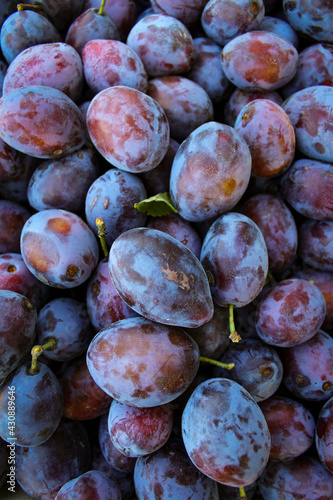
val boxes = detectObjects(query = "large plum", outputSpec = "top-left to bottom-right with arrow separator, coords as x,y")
86,316 -> 200,407
109,227 -> 213,328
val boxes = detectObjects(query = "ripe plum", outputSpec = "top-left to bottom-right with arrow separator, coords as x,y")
55,470 -> 122,500
298,219 -> 333,271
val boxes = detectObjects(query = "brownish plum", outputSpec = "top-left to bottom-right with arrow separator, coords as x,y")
201,0 -> 265,46
240,193 -> 298,274
126,14 -> 195,76
0,86 -> 86,159
281,329 -> 333,401
86,86 -> 169,173
20,209 -> 99,288
169,122 -> 252,222
298,219 -> 333,271
256,278 -> 326,347
259,395 -> 315,461
3,42 -> 84,103
147,76 -> 214,142
234,99 -> 295,177
200,212 -> 268,307
258,455 -> 333,499
108,227 -> 213,327
82,39 -> 148,95
55,470 -> 122,500
182,378 -> 271,487
282,85 -> 333,162
87,316 -> 200,407
221,30 -> 298,90
134,437 -> 219,499
108,400 -> 173,457
58,355 -> 112,420
281,159 -> 333,221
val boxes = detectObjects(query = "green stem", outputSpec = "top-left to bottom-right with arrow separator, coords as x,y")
239,486 -> 247,499
95,218 -> 109,259
97,0 -> 106,15
200,356 -> 234,370
29,339 -> 56,375
229,304 -> 241,343
17,3 -> 43,11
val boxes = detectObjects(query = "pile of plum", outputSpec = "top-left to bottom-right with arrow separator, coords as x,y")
0,0 -> 333,498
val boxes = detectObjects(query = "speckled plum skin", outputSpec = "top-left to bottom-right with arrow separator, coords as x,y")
169,122 -> 252,222
240,193 -> 298,273
0,290 -> 37,382
281,329 -> 333,401
293,269 -> 333,332
147,76 -> 214,142
126,14 -> 195,77
151,0 -> 209,26
259,396 -> 315,461
0,10 -> 62,64
201,0 -> 265,46
0,362 -> 63,447
109,227 -> 213,327
182,378 -> 271,487
86,259 -> 138,332
65,8 -> 120,56
221,31 -> 298,90
3,43 -> 84,103
87,86 -> 169,173
200,212 -> 269,307
55,470 -> 122,500
283,0 -> 333,43
0,86 -> 86,159
108,400 -> 173,457
58,355 -> 112,421
186,37 -> 231,104
282,86 -> 333,162
224,88 -> 283,126
134,437 -> 219,499
234,99 -> 295,177
82,39 -> 148,95
0,253 -> 51,310
217,338 -> 283,402
258,455 -> 333,499
0,200 -> 31,254
256,278 -> 326,347
0,137 -> 22,181
86,316 -> 200,407
282,43 -> 333,98
298,219 -> 333,271
316,396 -> 333,473
85,168 -> 147,248
281,159 -> 333,221
20,209 -> 99,289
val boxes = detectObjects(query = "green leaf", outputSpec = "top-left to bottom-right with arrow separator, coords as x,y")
134,192 -> 178,217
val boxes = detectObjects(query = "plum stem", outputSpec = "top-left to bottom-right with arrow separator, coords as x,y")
98,0 -> 106,15
200,356 -> 234,370
29,339 -> 56,375
239,487 -> 247,499
229,304 -> 241,343
96,218 -> 109,259
17,3 -> 43,11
